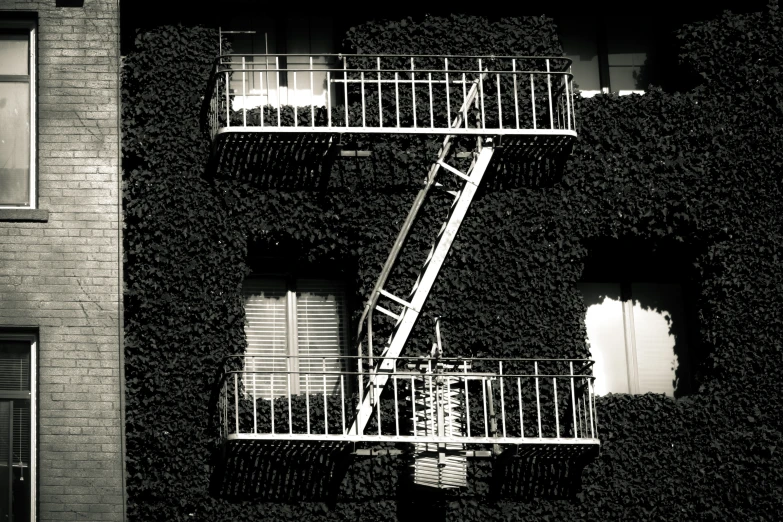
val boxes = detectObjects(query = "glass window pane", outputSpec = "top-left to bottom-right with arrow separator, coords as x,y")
0,32 -> 28,76
0,82 -> 31,206
579,283 -> 630,395
0,341 -> 30,392
242,278 -> 288,398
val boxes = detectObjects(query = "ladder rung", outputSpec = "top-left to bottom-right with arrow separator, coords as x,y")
375,304 -> 400,321
437,160 -> 474,184
379,288 -> 417,311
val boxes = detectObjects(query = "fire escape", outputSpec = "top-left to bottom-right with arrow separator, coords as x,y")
202,52 -> 599,493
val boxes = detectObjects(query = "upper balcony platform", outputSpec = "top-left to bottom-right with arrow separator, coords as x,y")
200,54 -> 577,172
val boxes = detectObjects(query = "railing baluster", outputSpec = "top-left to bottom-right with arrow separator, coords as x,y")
428,72 -> 434,128
462,72 -> 468,129
393,376 -> 399,436
411,57 -> 417,128
445,58 -> 451,128
361,71 -> 366,128
530,73 -> 536,130
570,361 -> 577,439
464,363 -> 471,437
327,70 -> 332,128
428,367 -> 434,436
288,369 -> 292,434
478,58 -> 485,128
535,361 -> 542,438
293,71 -> 298,127
323,358 -> 328,435
270,373 -> 275,434
513,59 -> 519,129
411,376 -> 417,437
306,374 -> 311,435
496,72 -> 502,130
377,57 -> 383,128
225,71 -> 231,129
343,56 -> 348,127
447,377 -> 453,437
275,56 -> 281,127
517,377 -> 523,438
310,56 -> 315,127
500,361 -> 506,438
241,56 -> 247,126
234,373 -> 239,434
546,58 -> 553,129
252,372 -> 257,434
482,377 -> 488,438
553,376 -> 559,438
395,72 -> 400,127
340,374 -> 346,434
588,379 -> 595,438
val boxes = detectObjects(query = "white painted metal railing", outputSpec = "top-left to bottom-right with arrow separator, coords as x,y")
215,355 -> 598,447
201,54 -> 576,141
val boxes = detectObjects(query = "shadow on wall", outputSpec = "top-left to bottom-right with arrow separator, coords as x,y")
209,441 -> 352,502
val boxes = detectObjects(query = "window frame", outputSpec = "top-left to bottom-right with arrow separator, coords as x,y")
0,331 -> 36,521
0,19 -> 36,209
242,274 -> 351,397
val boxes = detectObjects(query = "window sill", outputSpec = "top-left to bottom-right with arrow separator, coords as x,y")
0,209 -> 49,222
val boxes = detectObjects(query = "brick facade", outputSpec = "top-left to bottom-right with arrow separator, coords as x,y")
0,1 -> 124,520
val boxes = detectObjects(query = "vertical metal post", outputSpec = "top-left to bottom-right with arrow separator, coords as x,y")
395,72 -> 400,127
288,370 -> 293,434
428,72 -> 434,128
310,56 -> 315,127
570,361 -> 577,438
377,57 -> 383,128
327,70 -> 332,127
530,73 -> 536,129
234,373 -> 239,435
411,376 -> 417,437
462,73 -> 468,129
482,378 -> 488,438
241,56 -> 247,126
293,71 -> 298,126
517,377 -> 524,437
225,71 -> 231,128
445,57 -> 451,127
534,361 -> 542,438
270,373 -> 275,434
513,59 -> 519,129
393,376 -> 399,436
343,56 -> 348,127
275,56 -> 281,126
323,358 -> 328,435
360,71 -> 366,127
496,73 -> 502,129
410,57 -> 417,128
588,379 -> 595,438
499,361 -> 506,438
478,59 -> 485,128
553,377 -> 559,438
340,375 -> 346,434
464,364 -> 471,437
546,59 -> 553,129
305,374 -> 311,435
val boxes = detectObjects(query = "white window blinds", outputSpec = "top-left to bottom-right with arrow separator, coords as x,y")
242,277 -> 348,398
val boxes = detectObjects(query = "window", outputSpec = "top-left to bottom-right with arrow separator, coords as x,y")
0,333 -> 35,522
579,282 -> 691,397
0,21 -> 36,208
242,276 -> 349,398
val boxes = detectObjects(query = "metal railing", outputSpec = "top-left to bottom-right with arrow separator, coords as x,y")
214,355 -> 598,447
201,54 -> 576,140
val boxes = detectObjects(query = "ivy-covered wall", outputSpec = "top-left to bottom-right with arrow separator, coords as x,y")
122,6 -> 783,521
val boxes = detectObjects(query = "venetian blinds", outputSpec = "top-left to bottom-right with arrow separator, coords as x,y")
0,340 -> 31,467
296,279 -> 348,396
242,277 -> 348,399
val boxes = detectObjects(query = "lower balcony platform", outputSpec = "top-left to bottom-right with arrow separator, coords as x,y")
214,356 -> 599,479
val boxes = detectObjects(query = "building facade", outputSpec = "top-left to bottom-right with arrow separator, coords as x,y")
0,1 -> 124,520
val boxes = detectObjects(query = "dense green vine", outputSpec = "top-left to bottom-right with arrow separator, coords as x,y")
123,7 -> 782,521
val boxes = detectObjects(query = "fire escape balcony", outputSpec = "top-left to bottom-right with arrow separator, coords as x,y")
215,355 -> 598,456
200,54 -> 578,171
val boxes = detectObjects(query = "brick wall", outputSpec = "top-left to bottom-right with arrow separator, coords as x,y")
0,1 -> 124,520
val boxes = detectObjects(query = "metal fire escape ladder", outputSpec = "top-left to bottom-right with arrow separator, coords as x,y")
349,73 -> 495,436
